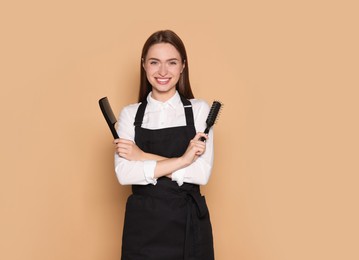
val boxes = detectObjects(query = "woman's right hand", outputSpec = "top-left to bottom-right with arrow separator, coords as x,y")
114,138 -> 144,161
181,132 -> 208,166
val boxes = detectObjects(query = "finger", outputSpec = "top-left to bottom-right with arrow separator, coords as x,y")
114,138 -> 134,145
194,142 -> 206,153
121,139 -> 134,144
116,144 -> 128,151
190,146 -> 205,157
192,139 -> 206,148
118,152 -> 127,159
194,132 -> 208,141
189,141 -> 205,152
193,132 -> 205,139
116,146 -> 132,156
116,140 -> 134,148
117,144 -> 131,154
195,145 -> 205,152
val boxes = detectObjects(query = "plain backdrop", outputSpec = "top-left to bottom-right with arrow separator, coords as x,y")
1,0 -> 358,259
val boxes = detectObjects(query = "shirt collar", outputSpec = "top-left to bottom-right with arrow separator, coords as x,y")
147,91 -> 181,109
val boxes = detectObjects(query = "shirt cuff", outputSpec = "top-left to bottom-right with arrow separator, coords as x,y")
172,168 -> 185,186
144,160 -> 157,185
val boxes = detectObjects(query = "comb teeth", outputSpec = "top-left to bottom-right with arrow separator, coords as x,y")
99,96 -> 119,139
99,97 -> 117,124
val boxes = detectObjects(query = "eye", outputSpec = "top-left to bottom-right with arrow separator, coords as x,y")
149,61 -> 158,65
169,61 -> 178,65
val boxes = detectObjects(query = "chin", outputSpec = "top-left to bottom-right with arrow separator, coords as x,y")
153,84 -> 176,92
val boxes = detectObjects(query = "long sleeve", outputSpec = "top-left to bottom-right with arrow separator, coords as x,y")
114,104 -> 157,185
171,100 -> 214,185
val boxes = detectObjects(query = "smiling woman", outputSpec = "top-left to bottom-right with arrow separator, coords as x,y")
112,30 -> 215,260
142,43 -> 185,101
138,30 -> 194,104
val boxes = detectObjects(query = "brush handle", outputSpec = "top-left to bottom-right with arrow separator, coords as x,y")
199,127 -> 210,142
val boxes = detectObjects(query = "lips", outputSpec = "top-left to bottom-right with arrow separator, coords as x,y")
155,77 -> 171,85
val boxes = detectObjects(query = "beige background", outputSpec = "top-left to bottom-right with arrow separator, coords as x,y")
1,0 -> 358,259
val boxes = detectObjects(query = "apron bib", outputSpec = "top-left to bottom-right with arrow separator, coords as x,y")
121,96 -> 214,260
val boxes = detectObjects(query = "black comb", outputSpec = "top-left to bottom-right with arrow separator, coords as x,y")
200,101 -> 222,141
99,97 -> 119,139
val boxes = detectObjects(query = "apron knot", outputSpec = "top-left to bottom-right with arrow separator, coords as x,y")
183,191 -> 209,260
186,192 -> 208,218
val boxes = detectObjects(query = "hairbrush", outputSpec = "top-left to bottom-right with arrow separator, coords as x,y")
200,101 -> 223,141
99,97 -> 119,139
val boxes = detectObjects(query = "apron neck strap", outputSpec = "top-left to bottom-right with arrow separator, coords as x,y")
180,95 -> 194,126
134,99 -> 147,127
134,95 -> 194,127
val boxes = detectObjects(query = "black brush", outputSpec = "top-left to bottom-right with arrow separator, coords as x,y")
200,101 -> 223,141
99,97 -> 119,139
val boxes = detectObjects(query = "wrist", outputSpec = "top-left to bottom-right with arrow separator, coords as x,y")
142,151 -> 148,160
179,156 -> 190,168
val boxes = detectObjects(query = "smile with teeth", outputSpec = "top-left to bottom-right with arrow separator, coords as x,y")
155,77 -> 171,85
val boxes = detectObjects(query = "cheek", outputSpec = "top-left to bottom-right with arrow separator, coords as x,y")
144,67 -> 156,78
170,67 -> 183,76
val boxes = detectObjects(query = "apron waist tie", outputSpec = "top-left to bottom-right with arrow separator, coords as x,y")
184,192 -> 208,260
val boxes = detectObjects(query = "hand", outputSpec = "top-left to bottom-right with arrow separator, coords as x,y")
181,132 -> 208,166
114,138 -> 144,161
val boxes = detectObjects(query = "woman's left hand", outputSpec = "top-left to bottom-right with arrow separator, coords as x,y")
114,138 -> 144,161
180,132 -> 207,166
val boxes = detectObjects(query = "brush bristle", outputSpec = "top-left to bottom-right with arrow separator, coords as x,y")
206,101 -> 222,127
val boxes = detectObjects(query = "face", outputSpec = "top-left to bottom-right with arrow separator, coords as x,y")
143,43 -> 185,101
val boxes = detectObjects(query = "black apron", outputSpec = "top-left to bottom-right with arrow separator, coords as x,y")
121,96 -> 214,260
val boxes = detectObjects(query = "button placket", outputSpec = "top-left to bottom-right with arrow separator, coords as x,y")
159,104 -> 166,126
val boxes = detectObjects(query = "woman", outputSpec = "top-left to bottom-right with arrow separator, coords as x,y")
114,30 -> 215,260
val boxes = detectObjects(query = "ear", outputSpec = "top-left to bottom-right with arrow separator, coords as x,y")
181,62 -> 185,73
142,58 -> 146,70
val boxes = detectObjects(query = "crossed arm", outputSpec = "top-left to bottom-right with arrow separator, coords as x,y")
114,132 -> 208,179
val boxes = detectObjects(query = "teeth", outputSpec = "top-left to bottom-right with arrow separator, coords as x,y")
157,78 -> 170,83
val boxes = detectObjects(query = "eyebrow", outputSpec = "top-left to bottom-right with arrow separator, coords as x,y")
147,58 -> 180,62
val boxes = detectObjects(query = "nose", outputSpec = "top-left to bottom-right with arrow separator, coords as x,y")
158,63 -> 168,76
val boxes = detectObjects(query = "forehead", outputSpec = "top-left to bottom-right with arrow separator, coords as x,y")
146,43 -> 181,60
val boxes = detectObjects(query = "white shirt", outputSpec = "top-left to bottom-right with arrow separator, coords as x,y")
114,91 -> 214,186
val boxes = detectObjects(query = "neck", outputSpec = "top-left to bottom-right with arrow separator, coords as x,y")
151,90 -> 176,102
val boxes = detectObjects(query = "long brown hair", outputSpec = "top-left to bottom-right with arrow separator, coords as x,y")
138,30 -> 194,102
